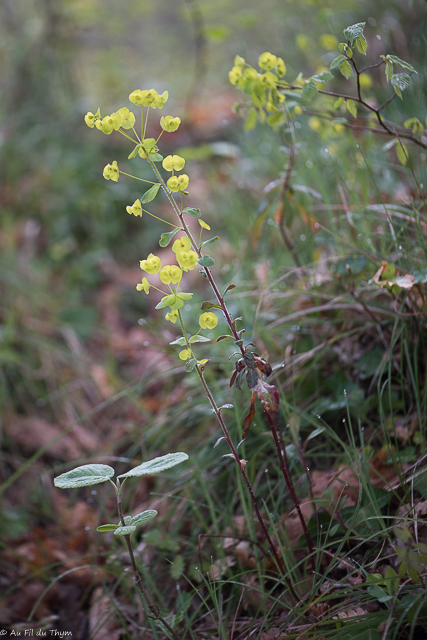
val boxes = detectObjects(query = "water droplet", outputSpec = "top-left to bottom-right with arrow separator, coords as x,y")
85,526 -> 90,531
143,341 -> 150,347
376,35 -> 381,40
344,389 -> 347,395
91,490 -> 97,495
399,246 -> 402,250
187,397 -> 192,402
177,584 -> 181,589
306,467 -> 310,471
265,468 -> 269,473
345,483 -> 349,487
342,419 -> 346,423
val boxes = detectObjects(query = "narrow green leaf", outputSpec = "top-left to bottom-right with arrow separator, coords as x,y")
183,207 -> 201,217
355,34 -> 367,55
114,525 -> 137,536
201,301 -> 223,311
346,100 -> 358,119
141,183 -> 160,204
118,452 -> 189,478
170,337 -> 187,346
217,335 -> 234,343
128,144 -> 142,160
340,59 -> 353,80
219,404 -> 234,410
54,464 -> 115,489
185,358 -> 198,372
214,436 -> 226,448
200,236 -> 220,248
131,510 -> 158,526
396,143 -> 408,166
385,59 -> 393,83
234,339 -> 244,346
97,524 -> 119,532
189,335 -> 211,344
197,255 -> 215,268
159,227 -> 181,247
155,294 -> 176,310
330,55 -> 346,70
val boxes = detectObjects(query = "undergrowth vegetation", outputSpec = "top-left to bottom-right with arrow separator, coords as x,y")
1,2 -> 427,639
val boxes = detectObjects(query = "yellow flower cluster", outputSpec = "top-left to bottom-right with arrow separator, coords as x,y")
85,107 -> 136,134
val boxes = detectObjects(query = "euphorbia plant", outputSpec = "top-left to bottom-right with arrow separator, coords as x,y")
82,86 -> 316,598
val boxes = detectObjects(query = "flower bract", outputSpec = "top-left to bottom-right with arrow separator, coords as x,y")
162,155 -> 185,172
179,349 -> 192,361
176,250 -> 198,272
259,52 -> 278,70
172,237 -> 191,253
116,107 -> 136,129
198,219 -> 211,230
136,277 -> 150,294
165,310 -> 179,324
103,161 -> 119,182
126,199 -> 142,217
167,174 -> 190,192
160,116 -> 181,132
199,312 -> 218,329
159,265 -> 183,285
140,253 -> 161,274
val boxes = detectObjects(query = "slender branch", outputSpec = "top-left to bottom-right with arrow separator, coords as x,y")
116,487 -> 181,640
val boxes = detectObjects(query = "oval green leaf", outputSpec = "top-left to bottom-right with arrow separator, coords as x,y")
185,358 -> 197,372
183,207 -> 201,217
201,301 -> 223,311
141,183 -> 160,204
197,255 -> 215,268
189,335 -> 211,344
114,525 -> 137,536
131,510 -> 158,526
159,227 -> 181,247
217,335 -> 234,343
54,464 -> 115,489
169,337 -> 187,346
118,452 -> 189,478
97,524 -> 119,532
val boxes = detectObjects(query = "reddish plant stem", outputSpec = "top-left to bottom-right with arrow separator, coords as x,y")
264,411 -> 315,571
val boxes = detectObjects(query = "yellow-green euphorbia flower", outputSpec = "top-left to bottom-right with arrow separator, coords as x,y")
234,55 -> 245,67
165,310 -> 179,324
162,155 -> 185,172
129,89 -> 168,108
179,349 -> 192,361
139,253 -> 161,274
176,249 -> 198,272
159,265 -> 183,285
126,199 -> 142,217
160,116 -> 181,132
276,58 -> 286,77
84,111 -> 98,128
95,116 -> 115,134
103,161 -> 119,182
229,66 -> 244,85
172,237 -> 191,254
167,174 -> 189,192
136,277 -> 150,294
115,107 -> 136,129
199,312 -> 218,329
258,52 -> 278,70
260,72 -> 277,89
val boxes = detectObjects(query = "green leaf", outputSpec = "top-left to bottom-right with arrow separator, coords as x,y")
54,464 -> 115,489
301,79 -> 318,103
340,59 -> 353,80
197,255 -> 215,267
159,227 -> 181,247
170,555 -> 185,580
96,524 -> 119,532
201,301 -> 223,311
155,294 -> 176,310
343,22 -> 366,44
396,143 -> 408,166
141,183 -> 161,203
338,43 -> 352,57
219,404 -> 234,410
114,525 -> 137,536
217,335 -> 234,343
189,335 -> 211,343
404,117 -> 423,134
391,73 -> 411,99
267,111 -> 285,126
128,144 -> 142,159
119,453 -> 189,478
141,138 -> 156,148
384,58 -> 393,82
170,337 -> 187,346
367,585 -> 393,603
185,358 -> 197,372
355,34 -> 367,55
387,55 -> 417,74
131,510 -> 158,526
304,427 -> 325,443
330,55 -> 346,70
334,97 -> 344,109
311,71 -> 334,83
346,100 -> 358,119
183,207 -> 201,217
244,109 -> 258,131
200,236 -> 220,248
176,292 -> 193,301
147,152 -> 163,162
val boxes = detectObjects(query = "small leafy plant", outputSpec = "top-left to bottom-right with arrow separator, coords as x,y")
54,452 -> 189,639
